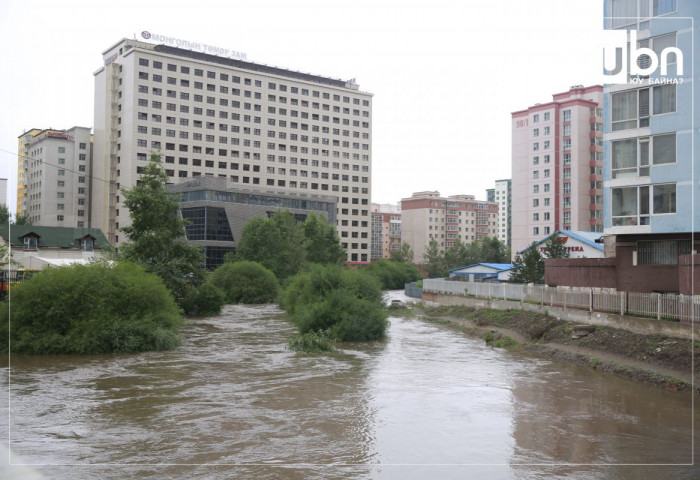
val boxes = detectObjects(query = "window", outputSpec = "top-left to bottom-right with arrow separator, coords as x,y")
23,236 -> 38,250
638,239 -> 690,266
653,84 -> 676,115
563,110 -> 571,122
563,124 -> 571,136
533,128 -> 539,137
612,183 -> 676,226
612,134 -> 675,178
533,114 -> 539,122
544,112 -> 550,121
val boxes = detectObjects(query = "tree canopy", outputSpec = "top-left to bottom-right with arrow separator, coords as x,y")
390,242 -> 414,263
234,210 -> 345,281
508,235 -> 567,284
423,236 -> 511,278
119,153 -> 206,298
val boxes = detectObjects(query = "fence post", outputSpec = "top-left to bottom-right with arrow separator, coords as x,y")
620,291 -> 625,316
564,290 -> 567,310
502,283 -> 506,300
589,288 -> 593,312
657,294 -> 661,320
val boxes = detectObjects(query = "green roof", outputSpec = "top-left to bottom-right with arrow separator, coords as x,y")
0,225 -> 110,249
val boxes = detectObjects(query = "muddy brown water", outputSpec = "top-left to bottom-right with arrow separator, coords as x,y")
2,292 -> 698,479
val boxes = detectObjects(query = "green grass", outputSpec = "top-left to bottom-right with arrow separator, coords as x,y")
287,331 -> 336,354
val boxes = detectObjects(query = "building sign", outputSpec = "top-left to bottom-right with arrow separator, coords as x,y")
140,31 -> 247,61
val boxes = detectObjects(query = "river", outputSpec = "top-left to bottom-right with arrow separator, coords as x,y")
1,291 -> 698,479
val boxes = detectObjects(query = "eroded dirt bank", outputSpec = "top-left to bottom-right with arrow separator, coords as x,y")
404,304 -> 700,394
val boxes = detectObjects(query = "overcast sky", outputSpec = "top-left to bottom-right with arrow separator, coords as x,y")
0,0 -> 604,212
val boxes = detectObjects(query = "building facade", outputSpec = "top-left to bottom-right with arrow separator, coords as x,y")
17,127 -> 93,227
492,179 -> 512,247
511,85 -> 604,258
370,203 -> 401,260
92,38 -> 373,263
169,177 -> 337,269
601,0 -> 699,292
400,191 -> 498,263
16,128 -> 63,216
544,1 -> 700,294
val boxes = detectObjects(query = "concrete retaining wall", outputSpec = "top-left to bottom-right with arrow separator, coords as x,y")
423,292 -> 694,341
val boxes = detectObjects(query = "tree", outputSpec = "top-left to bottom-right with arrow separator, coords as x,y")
302,212 -> 346,265
443,238 -> 470,270
0,204 -> 32,225
542,234 -> 570,259
119,153 -> 206,298
509,242 -> 545,284
423,237 -> 446,278
390,242 -> 414,264
14,213 -> 32,225
480,237 -> 511,263
235,210 -> 307,281
0,204 -> 9,224
235,210 -> 347,281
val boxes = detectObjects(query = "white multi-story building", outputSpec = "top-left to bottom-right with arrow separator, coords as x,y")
401,191 -> 498,263
488,179 -> 511,247
511,85 -> 604,257
18,127 -> 92,227
93,37 -> 373,263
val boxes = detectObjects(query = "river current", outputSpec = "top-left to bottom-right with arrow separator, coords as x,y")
2,292 -> 698,479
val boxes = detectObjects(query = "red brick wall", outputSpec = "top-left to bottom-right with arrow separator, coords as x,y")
678,254 -> 700,295
615,244 -> 679,293
545,258 -> 617,288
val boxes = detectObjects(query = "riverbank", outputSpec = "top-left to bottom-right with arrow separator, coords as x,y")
402,303 -> 700,394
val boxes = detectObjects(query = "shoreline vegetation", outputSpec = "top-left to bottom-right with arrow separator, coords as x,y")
395,303 -> 699,394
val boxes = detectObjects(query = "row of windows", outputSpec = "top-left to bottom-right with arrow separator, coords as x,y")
135,120 -> 369,139
136,59 -> 370,106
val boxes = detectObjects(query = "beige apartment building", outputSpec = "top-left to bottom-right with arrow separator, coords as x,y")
17,127 -> 93,227
93,37 -> 373,263
401,191 -> 498,263
511,85 -> 603,257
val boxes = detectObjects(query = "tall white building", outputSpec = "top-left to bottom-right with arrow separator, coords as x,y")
93,37 -> 373,263
488,179 -> 512,247
18,127 -> 93,227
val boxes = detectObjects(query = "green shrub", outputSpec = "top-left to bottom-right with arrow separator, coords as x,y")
0,262 -> 182,354
287,331 -> 336,353
209,261 -> 279,304
180,283 -> 226,316
282,265 -> 387,342
365,260 -> 422,290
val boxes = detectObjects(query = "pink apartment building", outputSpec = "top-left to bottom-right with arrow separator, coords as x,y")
511,85 -> 604,258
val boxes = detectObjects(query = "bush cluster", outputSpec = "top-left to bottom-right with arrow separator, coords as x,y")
180,282 -> 226,317
1,262 -> 182,354
365,260 -> 423,290
281,264 -> 387,342
209,261 -> 279,304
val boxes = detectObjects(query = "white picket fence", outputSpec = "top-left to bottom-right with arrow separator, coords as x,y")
422,279 -> 700,323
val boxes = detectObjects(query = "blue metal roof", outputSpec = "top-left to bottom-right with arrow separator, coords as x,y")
449,263 -> 515,273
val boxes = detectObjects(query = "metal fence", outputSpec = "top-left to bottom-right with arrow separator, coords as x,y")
421,279 -> 700,324
404,282 -> 423,299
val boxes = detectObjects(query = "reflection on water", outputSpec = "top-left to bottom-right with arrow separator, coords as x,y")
1,293 -> 698,479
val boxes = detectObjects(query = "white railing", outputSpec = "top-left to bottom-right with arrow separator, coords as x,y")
422,279 -> 700,323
